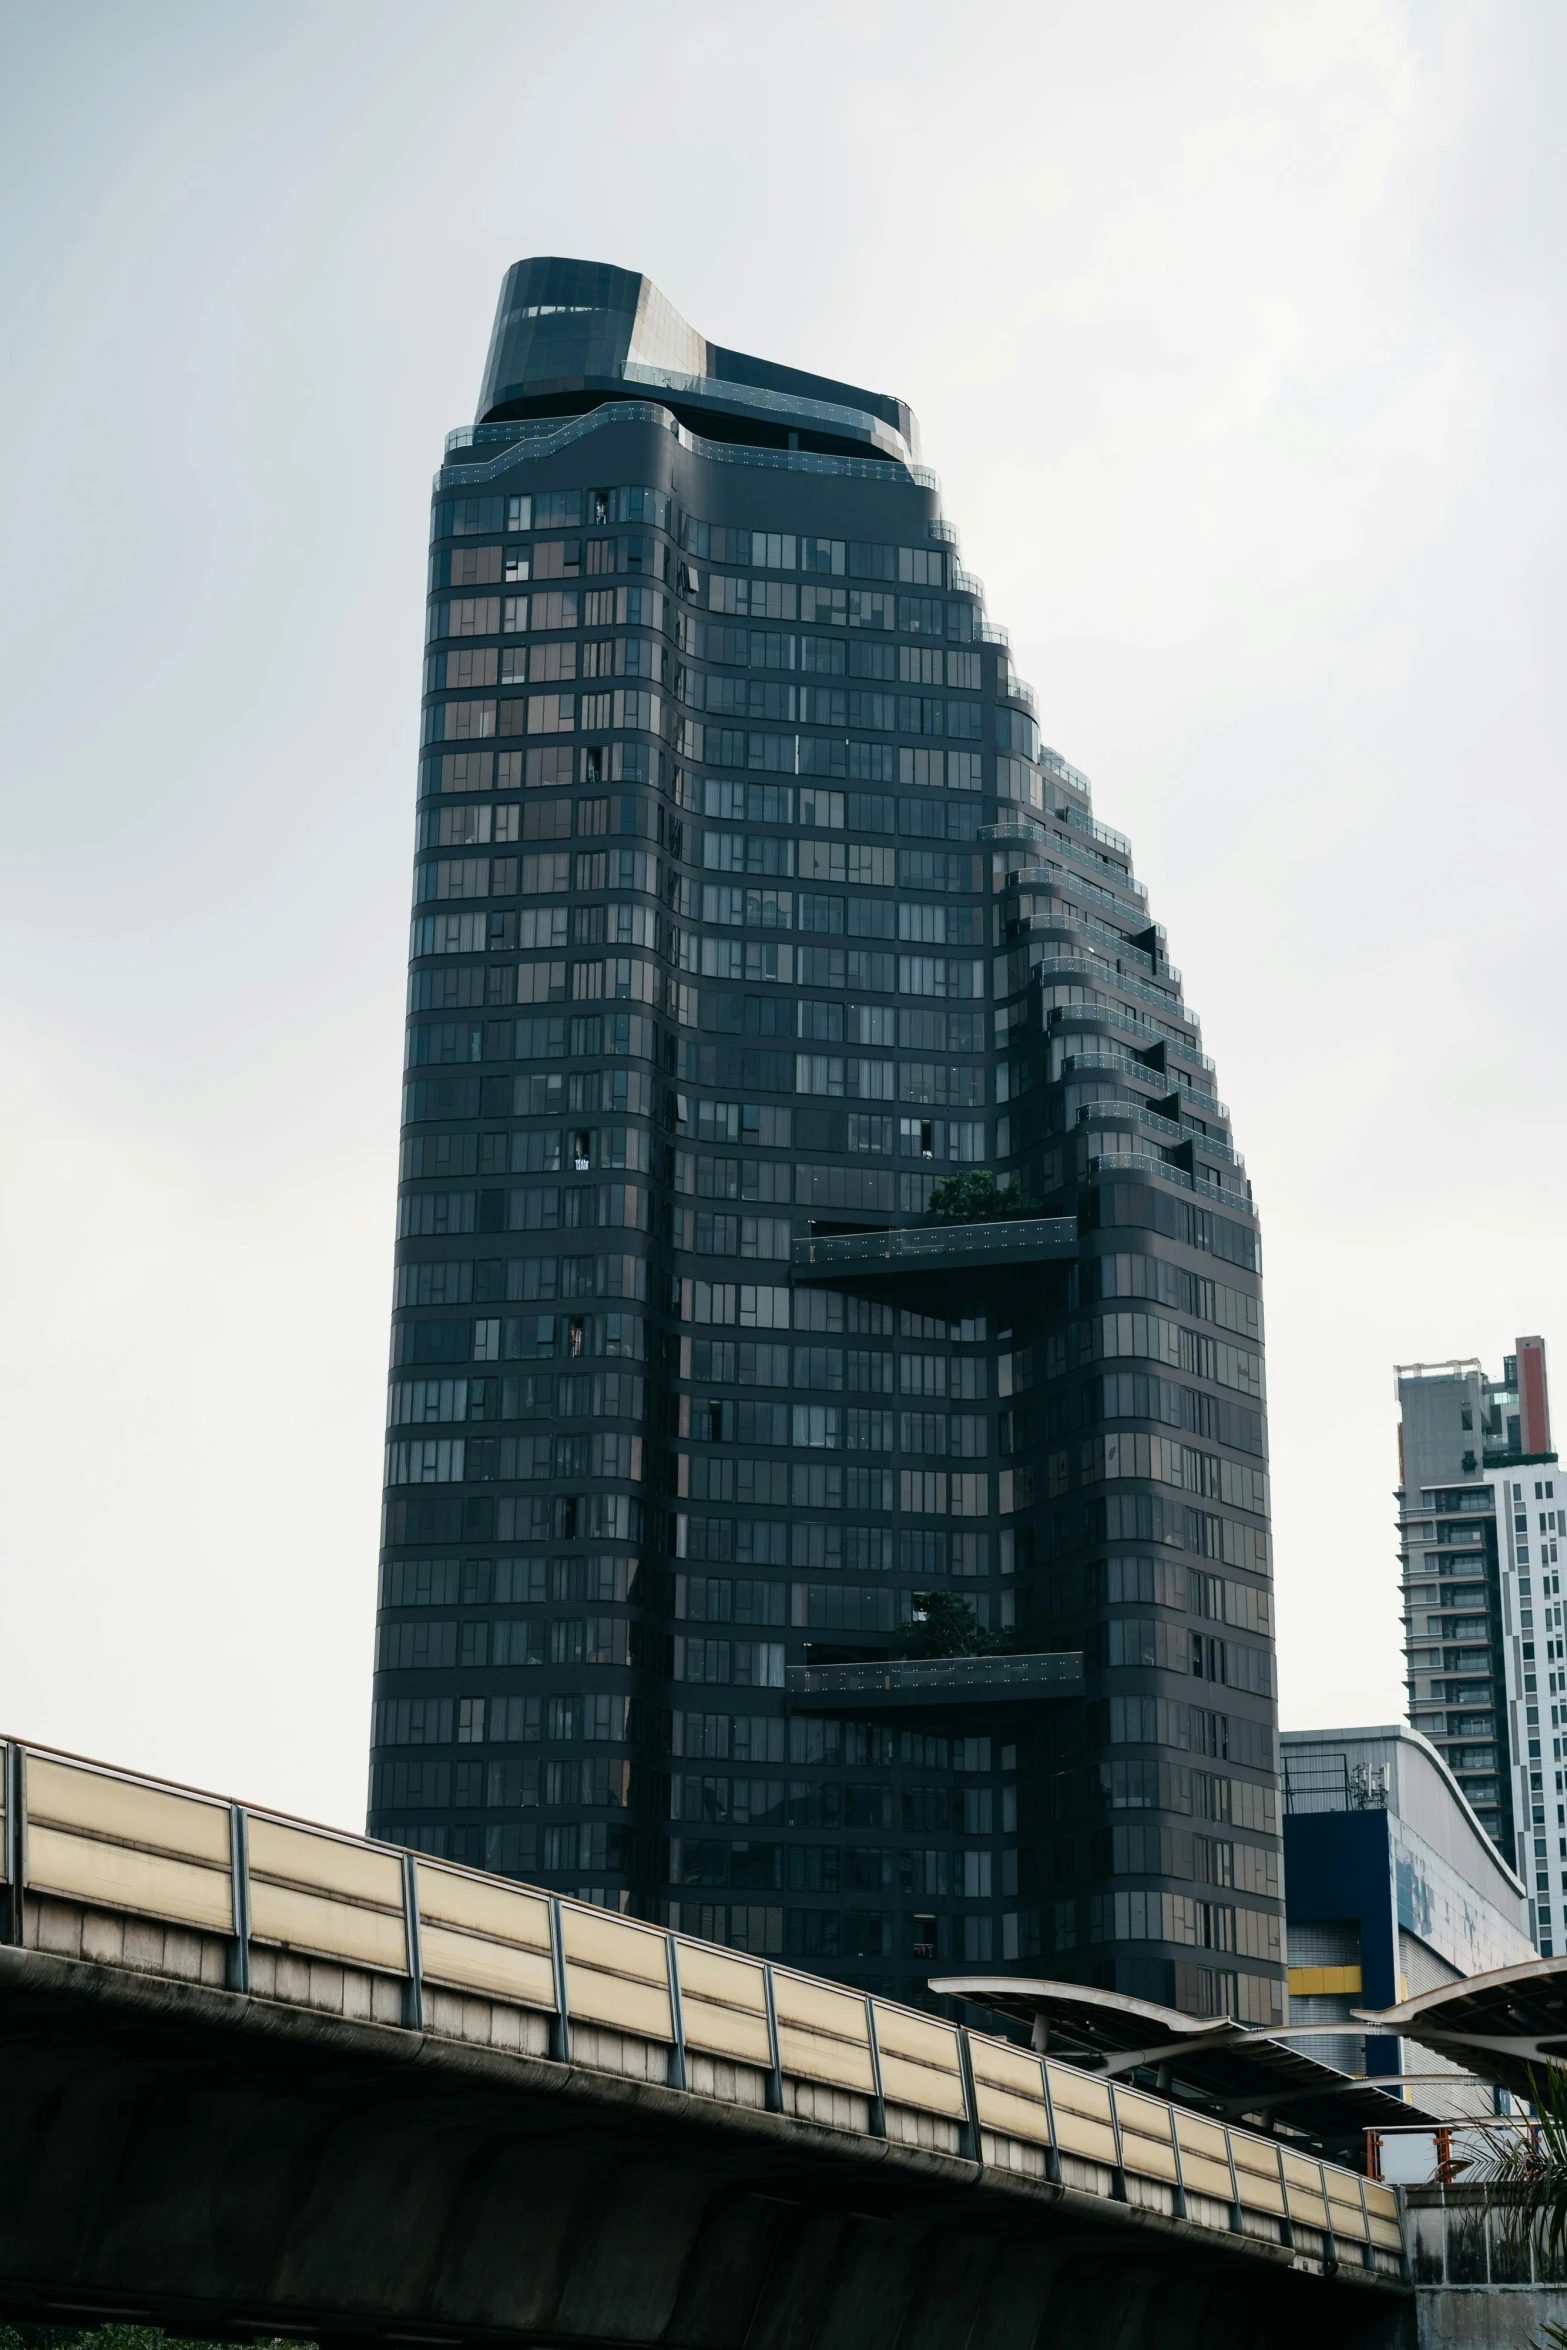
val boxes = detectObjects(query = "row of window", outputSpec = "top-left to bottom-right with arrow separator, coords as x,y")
432,637 -> 661,688
410,870 -> 986,946
381,1555 -> 637,1608
433,495 -> 953,586
385,1433 -> 643,1487
409,942 -> 986,1012
669,1779 -> 1002,1832
434,487 -> 667,537
376,1708 -> 1003,1775
432,534 -> 663,590
430,589 -> 663,639
366,1759 -> 1005,1832
430,538 -> 967,637
682,1405 -> 990,1454
388,1245 -> 958,1322
668,1842 -> 1000,1895
428,629 -> 988,700
424,793 -> 984,852
419,744 -> 987,802
387,1374 -> 644,1427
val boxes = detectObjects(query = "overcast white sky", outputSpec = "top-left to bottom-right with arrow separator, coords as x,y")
1,1 -> 1563,1829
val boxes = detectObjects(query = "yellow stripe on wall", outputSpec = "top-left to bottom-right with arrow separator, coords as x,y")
1287,1965 -> 1363,1996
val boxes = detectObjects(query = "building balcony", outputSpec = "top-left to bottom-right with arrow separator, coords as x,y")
1084,1150 -> 1254,1215
787,1651 -> 1084,1710
791,1216 -> 1078,1288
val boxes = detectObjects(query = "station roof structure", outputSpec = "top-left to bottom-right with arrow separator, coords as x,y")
1356,1954 -> 1567,2101
931,1976 -> 1444,2146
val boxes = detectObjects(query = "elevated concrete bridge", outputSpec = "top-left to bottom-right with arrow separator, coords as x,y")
0,1739 -> 1411,2349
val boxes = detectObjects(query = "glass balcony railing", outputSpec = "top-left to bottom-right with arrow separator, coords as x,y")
1039,747 -> 1095,797
1086,1151 -> 1254,1213
1011,904 -> 1182,988
792,1217 -> 1079,1279
1074,1099 -> 1240,1165
1008,850 -> 1147,907
1059,1053 -> 1227,1118
434,402 -> 934,495
1048,1002 -> 1217,1075
788,1652 -> 1084,1705
1029,953 -> 1194,1027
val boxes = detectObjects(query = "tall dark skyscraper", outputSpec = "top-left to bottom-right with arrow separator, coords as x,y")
368,257 -> 1282,2024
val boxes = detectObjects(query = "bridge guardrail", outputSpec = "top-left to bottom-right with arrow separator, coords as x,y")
0,1737 -> 1404,2275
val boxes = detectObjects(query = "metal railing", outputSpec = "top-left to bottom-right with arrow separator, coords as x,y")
1284,1752 -> 1390,1815
792,1218 -> 1078,1275
0,1734 -> 1403,2279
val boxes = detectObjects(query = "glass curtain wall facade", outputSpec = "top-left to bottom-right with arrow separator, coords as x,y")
367,258 -> 1282,2021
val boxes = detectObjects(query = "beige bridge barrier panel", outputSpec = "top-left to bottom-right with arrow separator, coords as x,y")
771,1968 -> 876,2093
414,1862 -> 555,2011
969,2034 -> 1053,2145
1280,2147 -> 1331,2233
1364,2180 -> 1403,2253
1046,2060 -> 1120,2168
871,2001 -> 967,2118
562,1903 -> 673,2041
1231,2128 -> 1288,2219
21,1755 -> 233,1935
674,1941 -> 773,2068
1114,2085 -> 1179,2186
1174,2109 -> 1238,2207
246,1815 -> 407,1974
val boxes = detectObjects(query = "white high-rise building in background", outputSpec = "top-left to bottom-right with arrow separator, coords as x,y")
1398,1337 -> 1563,1951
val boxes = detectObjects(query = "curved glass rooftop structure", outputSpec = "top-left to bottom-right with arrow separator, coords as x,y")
476,256 -> 920,466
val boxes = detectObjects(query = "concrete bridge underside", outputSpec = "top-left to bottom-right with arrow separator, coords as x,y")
0,1949 -> 1406,2350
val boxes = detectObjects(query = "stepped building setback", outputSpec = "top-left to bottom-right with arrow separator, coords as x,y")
367,258 -> 1280,2021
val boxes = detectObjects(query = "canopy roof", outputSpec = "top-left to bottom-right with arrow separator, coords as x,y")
931,1975 -> 1443,2147
1357,1954 -> 1567,2100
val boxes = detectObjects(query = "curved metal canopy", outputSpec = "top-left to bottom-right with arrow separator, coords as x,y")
1355,1953 -> 1567,2101
931,1975 -> 1444,2146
